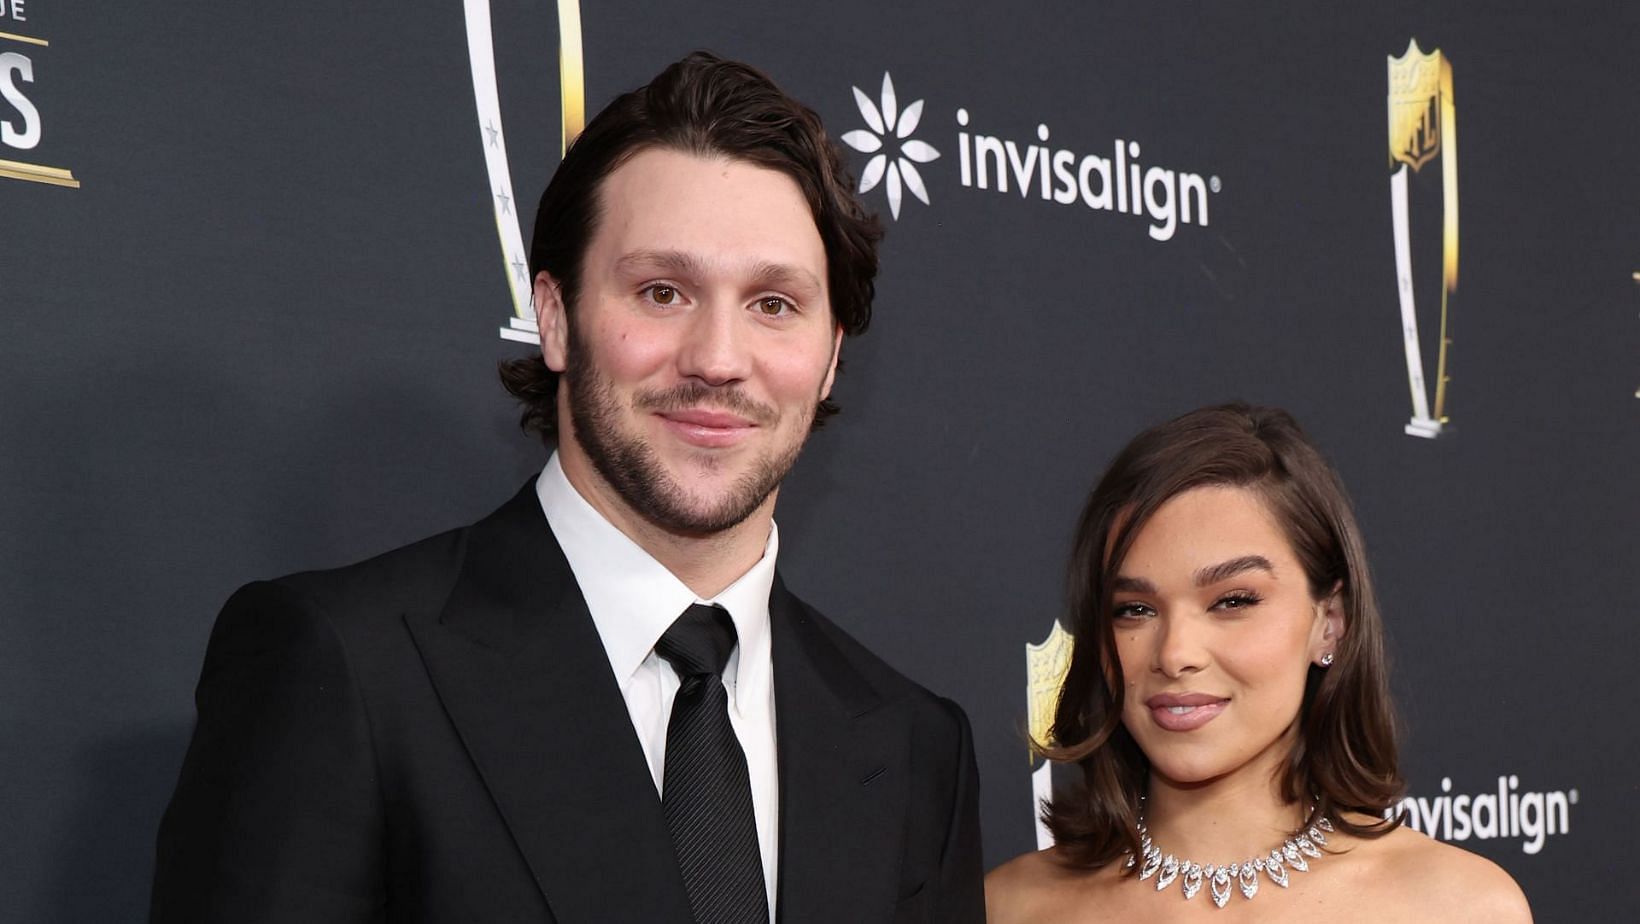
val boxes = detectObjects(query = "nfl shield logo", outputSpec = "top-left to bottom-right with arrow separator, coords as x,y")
1387,39 -> 1445,172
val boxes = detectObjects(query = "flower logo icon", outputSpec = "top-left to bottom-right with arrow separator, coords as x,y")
841,73 -> 940,220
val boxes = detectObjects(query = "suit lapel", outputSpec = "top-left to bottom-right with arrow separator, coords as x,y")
771,579 -> 907,924
405,483 -> 693,923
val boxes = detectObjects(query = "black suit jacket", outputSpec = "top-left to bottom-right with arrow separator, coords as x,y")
151,483 -> 984,923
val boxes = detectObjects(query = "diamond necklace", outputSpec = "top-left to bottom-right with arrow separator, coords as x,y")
1125,812 -> 1334,908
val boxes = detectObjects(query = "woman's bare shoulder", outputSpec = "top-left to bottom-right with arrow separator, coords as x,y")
1356,825 -> 1532,921
986,847 -> 1111,924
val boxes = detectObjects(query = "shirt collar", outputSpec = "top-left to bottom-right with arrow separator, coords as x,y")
536,452 -> 777,701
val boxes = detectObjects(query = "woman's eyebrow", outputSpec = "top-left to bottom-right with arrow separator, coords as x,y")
1194,555 -> 1275,587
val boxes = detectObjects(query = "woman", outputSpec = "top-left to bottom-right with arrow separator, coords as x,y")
987,404 -> 1529,922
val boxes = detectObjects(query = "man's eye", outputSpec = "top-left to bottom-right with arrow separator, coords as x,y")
758,296 -> 791,316
646,285 -> 678,305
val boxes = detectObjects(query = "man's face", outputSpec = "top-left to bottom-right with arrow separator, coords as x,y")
536,147 -> 841,535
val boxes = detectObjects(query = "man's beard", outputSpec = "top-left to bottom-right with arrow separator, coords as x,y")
563,336 -> 814,536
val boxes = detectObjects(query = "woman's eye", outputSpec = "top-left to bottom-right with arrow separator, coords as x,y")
1113,603 -> 1154,621
757,296 -> 791,316
1214,593 -> 1261,611
646,285 -> 678,306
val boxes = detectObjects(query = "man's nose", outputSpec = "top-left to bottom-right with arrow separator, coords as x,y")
676,299 -> 753,386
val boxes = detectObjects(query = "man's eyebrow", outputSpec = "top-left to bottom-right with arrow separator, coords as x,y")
614,250 -> 824,296
614,249 -> 706,278
748,261 -> 824,296
1110,575 -> 1158,594
1193,555 -> 1276,587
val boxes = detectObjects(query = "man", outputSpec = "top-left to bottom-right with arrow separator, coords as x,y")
151,53 -> 983,923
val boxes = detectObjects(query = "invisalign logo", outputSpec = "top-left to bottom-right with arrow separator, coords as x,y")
841,72 -> 940,221
1397,775 -> 1577,855
839,68 -> 1223,241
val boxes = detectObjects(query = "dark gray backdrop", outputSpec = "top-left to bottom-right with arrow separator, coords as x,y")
4,1 -> 1636,920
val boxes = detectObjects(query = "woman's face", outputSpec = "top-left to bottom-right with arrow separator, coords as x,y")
1110,485 -> 1340,790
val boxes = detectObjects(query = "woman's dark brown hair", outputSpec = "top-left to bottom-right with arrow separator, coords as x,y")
500,51 -> 882,442
1042,403 -> 1403,868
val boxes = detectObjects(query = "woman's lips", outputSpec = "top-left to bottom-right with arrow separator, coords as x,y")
1145,693 -> 1230,732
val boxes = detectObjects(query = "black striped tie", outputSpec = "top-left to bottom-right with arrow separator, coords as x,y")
656,604 -> 768,924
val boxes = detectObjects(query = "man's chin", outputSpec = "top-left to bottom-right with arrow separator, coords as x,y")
642,481 -> 776,536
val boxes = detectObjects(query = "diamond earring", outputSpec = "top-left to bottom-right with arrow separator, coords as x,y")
1319,652 -> 1335,667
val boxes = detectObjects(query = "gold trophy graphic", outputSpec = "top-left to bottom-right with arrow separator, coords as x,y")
1026,621 -> 1073,848
1387,39 -> 1458,438
463,0 -> 584,344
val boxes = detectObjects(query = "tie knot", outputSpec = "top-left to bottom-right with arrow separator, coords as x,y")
656,604 -> 738,678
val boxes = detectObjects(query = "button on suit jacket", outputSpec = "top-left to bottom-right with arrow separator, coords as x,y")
151,483 -> 984,923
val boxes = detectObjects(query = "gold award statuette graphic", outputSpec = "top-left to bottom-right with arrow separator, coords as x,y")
1,1 -> 79,188
464,0 -> 584,343
1026,621 -> 1073,848
1388,39 -> 1458,438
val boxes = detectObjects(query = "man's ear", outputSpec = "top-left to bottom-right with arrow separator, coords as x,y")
818,324 -> 844,400
533,271 -> 569,373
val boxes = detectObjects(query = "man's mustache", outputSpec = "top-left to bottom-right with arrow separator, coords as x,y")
635,381 -> 778,426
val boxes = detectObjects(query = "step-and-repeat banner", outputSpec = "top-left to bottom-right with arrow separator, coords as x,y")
4,2 -> 1635,919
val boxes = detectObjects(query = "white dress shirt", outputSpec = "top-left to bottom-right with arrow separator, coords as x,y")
536,453 -> 779,915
